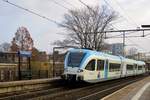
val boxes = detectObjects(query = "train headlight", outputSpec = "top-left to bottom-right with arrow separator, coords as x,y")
77,69 -> 83,73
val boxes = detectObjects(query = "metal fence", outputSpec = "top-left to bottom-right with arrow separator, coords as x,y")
0,70 -> 49,82
30,70 -> 48,79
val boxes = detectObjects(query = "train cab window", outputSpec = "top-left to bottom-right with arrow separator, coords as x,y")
97,60 -> 104,71
85,60 -> 95,71
127,64 -> 133,70
109,63 -> 121,72
67,52 -> 86,67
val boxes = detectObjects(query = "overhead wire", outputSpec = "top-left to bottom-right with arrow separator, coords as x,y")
78,0 -> 95,12
103,0 -> 139,28
144,33 -> 150,37
61,0 -> 76,8
103,0 -> 115,11
50,0 -> 70,10
112,0 -> 139,28
2,0 -> 62,25
127,38 -> 147,51
100,0 -> 133,39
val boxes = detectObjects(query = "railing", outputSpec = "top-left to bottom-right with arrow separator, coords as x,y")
0,70 -> 49,82
0,77 -> 60,94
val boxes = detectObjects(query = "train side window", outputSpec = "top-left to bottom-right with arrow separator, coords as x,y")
138,66 -> 142,70
127,64 -> 133,70
85,60 -> 95,71
109,63 -> 121,72
97,60 -> 104,71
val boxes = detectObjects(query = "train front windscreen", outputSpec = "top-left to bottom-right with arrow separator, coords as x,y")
67,52 -> 86,67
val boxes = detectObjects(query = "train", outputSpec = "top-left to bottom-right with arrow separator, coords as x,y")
61,48 -> 146,83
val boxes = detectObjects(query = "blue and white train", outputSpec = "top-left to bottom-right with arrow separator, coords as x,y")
61,48 -> 146,83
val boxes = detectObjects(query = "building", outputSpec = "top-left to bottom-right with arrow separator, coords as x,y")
111,43 -> 123,56
0,52 -> 18,63
0,52 -> 18,81
0,63 -> 17,81
127,53 -> 148,61
102,43 -> 124,56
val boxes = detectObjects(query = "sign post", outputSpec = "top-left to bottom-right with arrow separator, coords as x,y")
18,51 -> 32,80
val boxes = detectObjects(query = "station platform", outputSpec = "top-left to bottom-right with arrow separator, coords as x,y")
102,76 -> 150,100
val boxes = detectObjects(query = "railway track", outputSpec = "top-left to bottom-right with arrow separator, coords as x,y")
0,78 -> 65,100
33,75 -> 147,100
0,75 -> 147,100
0,79 -> 89,100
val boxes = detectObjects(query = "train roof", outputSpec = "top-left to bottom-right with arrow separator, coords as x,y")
136,61 -> 145,65
69,48 -> 122,61
68,48 -> 145,64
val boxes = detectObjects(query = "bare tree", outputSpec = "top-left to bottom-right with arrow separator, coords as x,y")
54,5 -> 117,50
10,26 -> 34,51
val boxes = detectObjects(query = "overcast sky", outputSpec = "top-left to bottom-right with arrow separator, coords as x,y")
0,0 -> 150,53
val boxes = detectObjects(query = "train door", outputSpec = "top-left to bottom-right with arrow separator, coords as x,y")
143,65 -> 146,73
96,59 -> 105,79
84,59 -> 97,81
134,64 -> 138,75
104,60 -> 109,79
121,62 -> 126,77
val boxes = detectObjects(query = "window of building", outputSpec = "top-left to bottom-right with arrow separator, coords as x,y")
97,60 -> 104,71
85,60 -> 95,71
109,63 -> 121,72
0,70 -> 4,81
127,64 -> 134,70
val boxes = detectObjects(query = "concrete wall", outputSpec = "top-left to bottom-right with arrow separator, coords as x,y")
0,63 -> 17,81
0,78 -> 60,94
